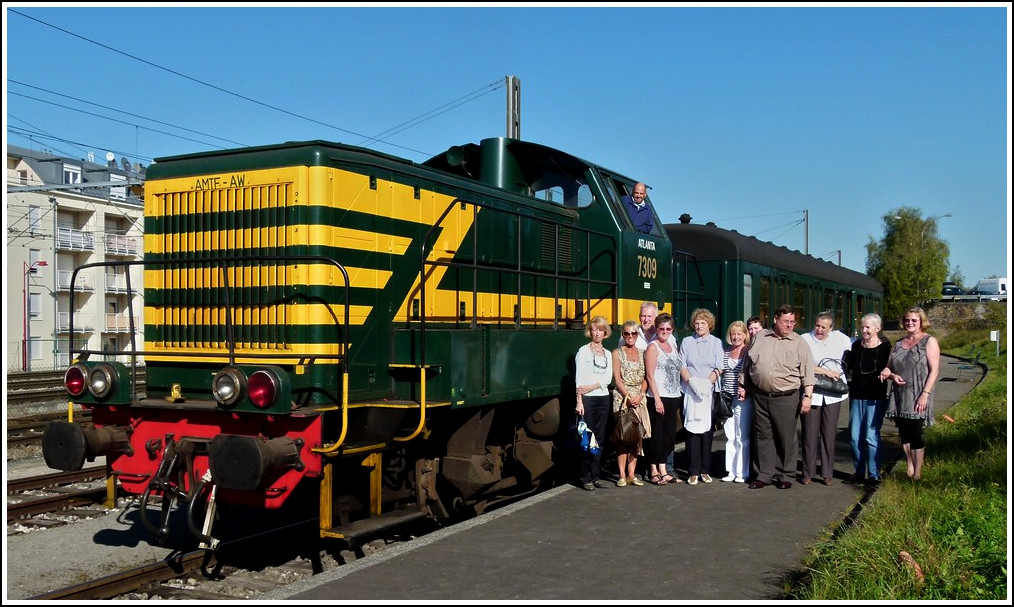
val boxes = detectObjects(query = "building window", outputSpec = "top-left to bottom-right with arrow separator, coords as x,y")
63,164 -> 82,185
29,293 -> 41,317
110,173 -> 127,200
29,249 -> 42,272
28,205 -> 41,236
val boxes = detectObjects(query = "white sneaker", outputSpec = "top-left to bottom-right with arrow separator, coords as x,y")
721,475 -> 736,482
733,477 -> 746,483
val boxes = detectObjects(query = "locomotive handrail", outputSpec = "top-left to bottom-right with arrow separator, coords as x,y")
671,248 -> 716,329
417,196 -> 620,370
67,254 -> 352,377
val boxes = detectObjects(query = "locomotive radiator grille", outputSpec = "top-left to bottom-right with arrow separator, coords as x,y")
146,181 -> 297,353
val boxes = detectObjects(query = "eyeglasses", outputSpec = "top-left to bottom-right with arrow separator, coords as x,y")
903,319 -> 920,324
623,331 -> 638,337
656,327 -> 673,333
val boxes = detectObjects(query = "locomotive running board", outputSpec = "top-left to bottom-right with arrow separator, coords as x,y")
318,456 -> 428,547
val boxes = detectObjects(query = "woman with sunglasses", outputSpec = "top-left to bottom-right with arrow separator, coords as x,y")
611,320 -> 651,486
575,316 -> 614,491
644,313 -> 684,485
879,307 -> 940,481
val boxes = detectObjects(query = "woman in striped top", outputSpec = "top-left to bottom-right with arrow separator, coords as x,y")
719,321 -> 751,482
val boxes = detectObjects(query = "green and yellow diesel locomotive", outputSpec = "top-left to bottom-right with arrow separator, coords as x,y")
42,137 -> 672,547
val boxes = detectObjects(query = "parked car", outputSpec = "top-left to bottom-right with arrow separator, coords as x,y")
942,283 -> 963,297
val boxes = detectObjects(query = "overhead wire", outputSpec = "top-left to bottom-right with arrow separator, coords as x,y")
9,8 -> 473,158
8,80 -> 250,148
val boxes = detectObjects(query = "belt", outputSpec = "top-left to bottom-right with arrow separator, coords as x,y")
753,388 -> 798,398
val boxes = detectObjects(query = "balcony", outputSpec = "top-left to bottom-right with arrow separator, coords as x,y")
57,312 -> 95,333
104,314 -> 142,333
58,270 -> 95,292
56,226 -> 94,251
105,233 -> 140,256
104,273 -> 133,293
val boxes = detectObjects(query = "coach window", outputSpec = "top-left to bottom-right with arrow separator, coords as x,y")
742,274 -> 753,320
793,283 -> 806,328
758,276 -> 770,325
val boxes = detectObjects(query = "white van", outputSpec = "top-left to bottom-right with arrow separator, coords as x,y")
969,277 -> 1008,301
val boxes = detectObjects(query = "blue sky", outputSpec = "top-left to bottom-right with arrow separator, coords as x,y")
4,4 -> 1010,287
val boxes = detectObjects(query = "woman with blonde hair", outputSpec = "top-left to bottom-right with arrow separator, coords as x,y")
611,320 -> 650,486
574,316 -> 613,491
879,307 -> 940,481
720,320 -> 752,483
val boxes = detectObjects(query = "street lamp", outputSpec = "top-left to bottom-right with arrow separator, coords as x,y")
23,259 -> 49,371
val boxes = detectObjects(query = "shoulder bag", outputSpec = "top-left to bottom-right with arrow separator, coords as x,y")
611,398 -> 642,449
814,357 -> 849,395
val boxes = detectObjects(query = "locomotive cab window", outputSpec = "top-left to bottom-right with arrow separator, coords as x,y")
539,180 -> 592,208
606,178 -> 660,236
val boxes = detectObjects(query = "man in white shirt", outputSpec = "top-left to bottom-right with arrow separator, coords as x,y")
618,301 -> 659,349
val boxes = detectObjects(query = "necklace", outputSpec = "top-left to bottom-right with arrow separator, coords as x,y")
857,345 -> 878,375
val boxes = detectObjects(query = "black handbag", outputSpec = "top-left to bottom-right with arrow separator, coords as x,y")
814,358 -> 849,395
712,391 -> 734,428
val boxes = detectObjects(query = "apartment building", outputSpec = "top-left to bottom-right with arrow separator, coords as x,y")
7,144 -> 145,372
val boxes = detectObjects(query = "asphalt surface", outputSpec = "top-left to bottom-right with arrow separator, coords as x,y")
264,355 -> 981,601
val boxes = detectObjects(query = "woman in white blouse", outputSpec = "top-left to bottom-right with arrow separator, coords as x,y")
799,311 -> 852,485
574,316 -> 614,491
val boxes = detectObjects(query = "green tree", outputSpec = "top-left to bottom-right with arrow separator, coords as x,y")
866,207 -> 951,321
948,267 -> 966,291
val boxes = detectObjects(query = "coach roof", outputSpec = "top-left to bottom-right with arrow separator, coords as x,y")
664,221 -> 882,293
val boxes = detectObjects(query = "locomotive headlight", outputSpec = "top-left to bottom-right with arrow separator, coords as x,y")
88,363 -> 118,399
65,364 -> 88,397
248,369 -> 280,409
213,367 -> 246,408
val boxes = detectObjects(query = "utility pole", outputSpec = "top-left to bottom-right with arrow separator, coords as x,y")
506,75 -> 521,139
803,209 -> 809,255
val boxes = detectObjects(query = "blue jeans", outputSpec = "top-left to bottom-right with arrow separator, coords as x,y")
849,398 -> 887,479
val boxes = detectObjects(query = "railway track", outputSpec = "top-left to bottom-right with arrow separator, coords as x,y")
6,466 -> 110,525
26,515 -> 425,600
5,368 -> 146,405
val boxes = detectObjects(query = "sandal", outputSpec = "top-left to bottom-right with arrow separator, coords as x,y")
651,474 -> 667,486
661,474 -> 676,484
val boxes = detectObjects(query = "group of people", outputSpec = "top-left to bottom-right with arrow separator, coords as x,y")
573,302 -> 941,491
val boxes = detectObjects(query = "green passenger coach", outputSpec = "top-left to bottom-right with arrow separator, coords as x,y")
667,221 -> 883,338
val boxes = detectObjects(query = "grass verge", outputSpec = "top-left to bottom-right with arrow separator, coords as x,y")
791,328 -> 1008,599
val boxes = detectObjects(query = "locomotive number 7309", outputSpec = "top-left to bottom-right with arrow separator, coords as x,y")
637,255 -> 657,279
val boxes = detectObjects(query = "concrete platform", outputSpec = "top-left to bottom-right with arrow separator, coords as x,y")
264,355 -> 977,601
